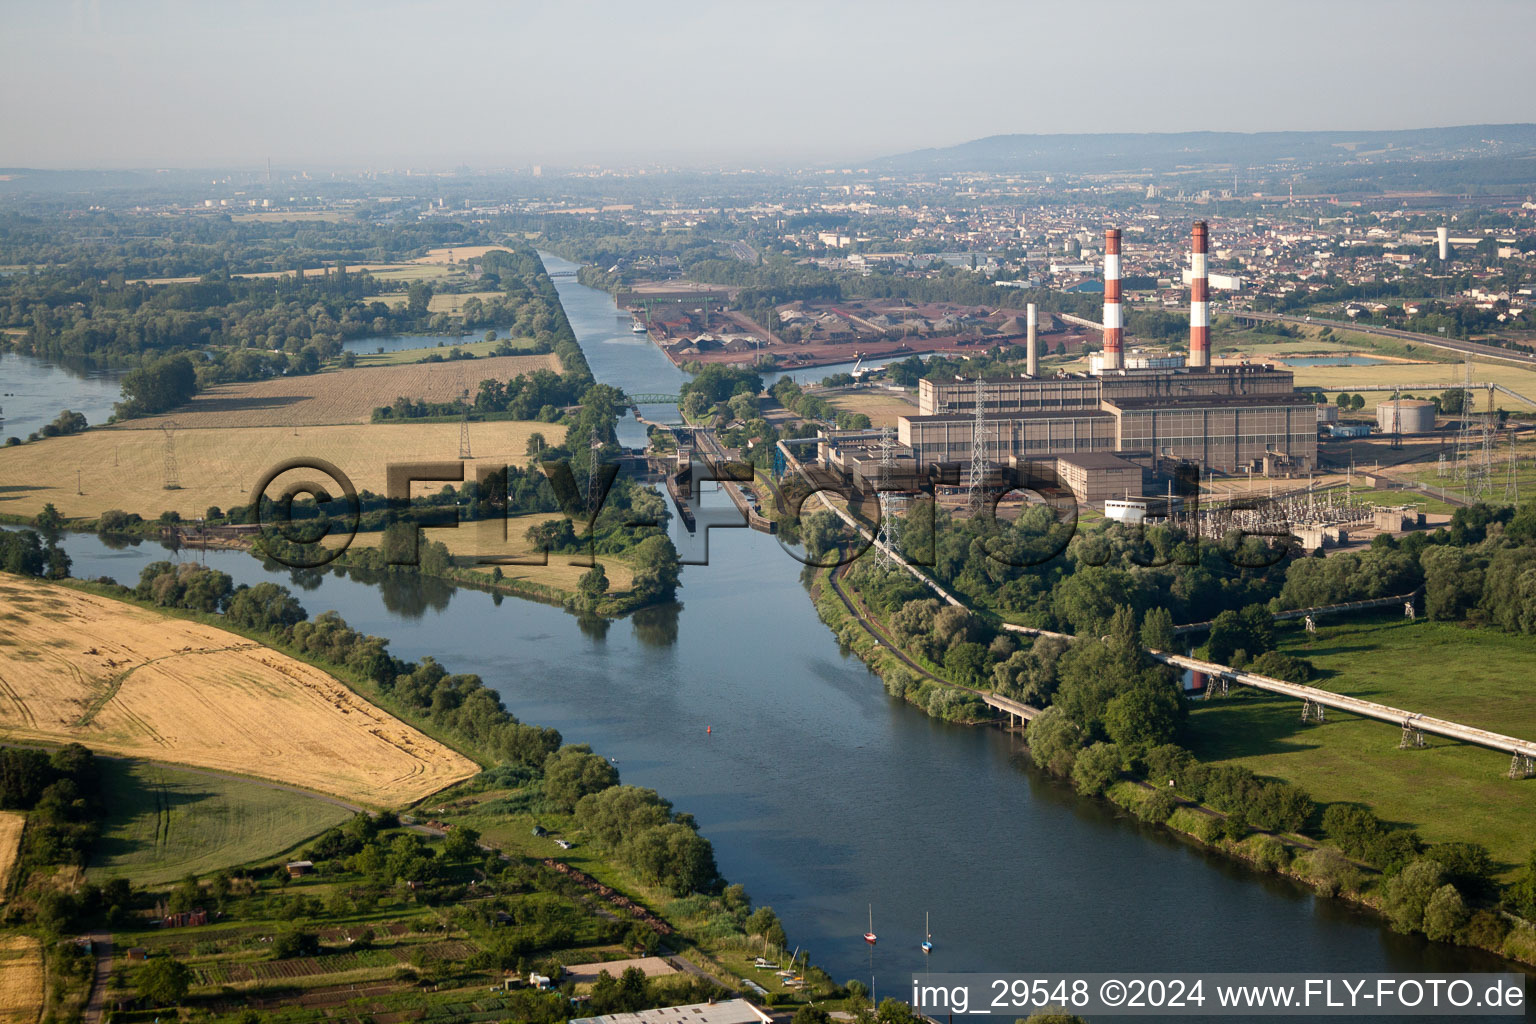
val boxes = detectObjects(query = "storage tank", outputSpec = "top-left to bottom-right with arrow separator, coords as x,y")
1376,399 -> 1437,435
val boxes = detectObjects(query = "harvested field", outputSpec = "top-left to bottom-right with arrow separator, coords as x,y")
0,420 -> 549,521
0,575 -> 478,806
824,390 -> 918,428
361,291 -> 505,313
0,813 -> 21,902
563,956 -> 677,981
0,935 -> 41,1024
135,245 -> 512,285
413,245 -> 510,264
120,354 -> 562,429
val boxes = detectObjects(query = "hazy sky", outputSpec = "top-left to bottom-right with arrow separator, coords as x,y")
4,0 -> 1534,170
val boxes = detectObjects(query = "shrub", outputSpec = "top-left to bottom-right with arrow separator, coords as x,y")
1026,707 -> 1082,777
1461,909 -> 1509,949
1422,884 -> 1469,942
1303,846 -> 1361,897
1136,788 -> 1177,824
1190,814 -> 1222,845
1249,835 -> 1291,873
1070,742 -> 1122,797
1384,859 -> 1446,935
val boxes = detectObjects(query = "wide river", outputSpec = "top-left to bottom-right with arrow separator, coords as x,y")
33,253 -> 1525,1021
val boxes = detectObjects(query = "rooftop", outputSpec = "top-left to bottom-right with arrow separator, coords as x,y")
569,999 -> 774,1024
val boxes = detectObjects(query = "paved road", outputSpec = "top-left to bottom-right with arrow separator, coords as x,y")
81,931 -> 111,1024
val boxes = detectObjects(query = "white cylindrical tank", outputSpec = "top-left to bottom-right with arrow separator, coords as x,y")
1376,399 -> 1437,434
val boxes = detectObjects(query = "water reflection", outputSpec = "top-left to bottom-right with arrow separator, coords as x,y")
631,602 -> 681,648
576,614 -> 611,642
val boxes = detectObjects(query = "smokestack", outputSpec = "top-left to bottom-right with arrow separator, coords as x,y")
1189,221 -> 1210,369
1437,226 -> 1450,262
1102,228 -> 1123,371
1026,303 -> 1038,376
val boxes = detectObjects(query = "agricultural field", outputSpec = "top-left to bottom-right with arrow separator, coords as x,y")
359,290 -> 506,313
89,759 -> 353,886
1212,321 -> 1462,364
822,389 -> 918,428
352,336 -> 544,367
0,420 -> 550,521
1294,355 -> 1536,412
121,353 -> 562,429
0,935 -> 41,1024
135,245 -> 512,286
1185,616 -> 1536,875
0,813 -> 22,901
0,575 -> 478,806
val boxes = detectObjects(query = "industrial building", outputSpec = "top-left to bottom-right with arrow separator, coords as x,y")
818,222 -> 1321,504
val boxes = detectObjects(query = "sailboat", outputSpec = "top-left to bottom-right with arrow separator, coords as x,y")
863,904 -> 877,944
921,911 -> 933,954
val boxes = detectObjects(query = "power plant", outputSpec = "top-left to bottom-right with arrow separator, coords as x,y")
817,220 -> 1319,505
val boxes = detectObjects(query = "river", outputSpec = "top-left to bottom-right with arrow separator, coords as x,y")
34,251 -> 1527,1021
0,346 -> 126,442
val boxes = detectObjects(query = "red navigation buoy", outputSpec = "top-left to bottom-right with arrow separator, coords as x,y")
706,726 -> 712,734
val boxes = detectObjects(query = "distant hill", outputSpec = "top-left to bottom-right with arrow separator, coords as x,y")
876,125 -> 1536,177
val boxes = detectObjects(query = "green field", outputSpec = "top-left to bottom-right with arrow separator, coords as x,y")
350,335 -> 543,367
89,760 -> 353,886
1337,486 -> 1460,515
1184,616 -> 1536,877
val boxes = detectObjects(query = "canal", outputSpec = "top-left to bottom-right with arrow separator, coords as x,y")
27,251 -> 1526,1021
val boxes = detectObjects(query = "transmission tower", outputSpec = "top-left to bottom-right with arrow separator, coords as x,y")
458,389 -> 473,460
588,427 -> 603,515
161,420 -> 181,490
1505,430 -> 1520,507
1388,389 -> 1402,450
1455,357 -> 1483,494
966,376 -> 991,517
874,425 -> 903,570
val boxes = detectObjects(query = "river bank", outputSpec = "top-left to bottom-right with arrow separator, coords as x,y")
810,551 -> 1536,971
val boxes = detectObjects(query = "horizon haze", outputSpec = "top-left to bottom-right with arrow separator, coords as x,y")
4,0 -> 1535,170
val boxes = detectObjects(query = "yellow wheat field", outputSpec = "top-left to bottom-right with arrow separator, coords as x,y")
0,935 -> 41,1024
0,420 -> 550,521
0,576 -> 477,806
122,353 -> 562,429
0,814 -> 22,903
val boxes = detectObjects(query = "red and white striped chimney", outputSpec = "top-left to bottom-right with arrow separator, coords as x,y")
1190,220 -> 1210,368
1102,228 -> 1123,370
